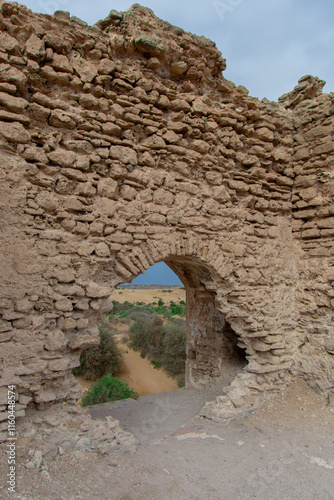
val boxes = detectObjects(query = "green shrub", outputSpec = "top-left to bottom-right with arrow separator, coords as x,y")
80,374 -> 138,406
129,313 -> 186,377
151,359 -> 162,370
129,312 -> 163,358
72,322 -> 122,380
160,318 -> 186,375
178,377 -> 185,388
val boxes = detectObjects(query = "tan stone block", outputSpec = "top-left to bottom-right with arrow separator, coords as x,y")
321,228 -> 334,237
206,171 -> 223,185
49,110 -> 76,129
15,299 -> 33,313
69,333 -> 99,350
314,142 -> 334,155
120,185 -> 137,201
63,196 -> 85,212
109,145 -> 137,165
0,33 -> 20,53
55,299 -> 73,312
162,130 -> 179,143
61,318 -> 77,331
35,192 -> 59,212
98,58 -> 116,74
302,228 -> 320,239
192,97 -> 209,115
70,54 -> 97,82
48,358 -> 71,371
294,148 -> 310,161
76,318 -> 89,329
0,122 -> 30,143
18,394 -> 32,405
52,54 -> 73,73
256,127 -> 274,142
147,57 -> 161,69
0,91 -> 27,113
95,242 -> 110,257
170,61 -> 188,75
153,188 -> 174,205
97,178 -> 118,199
0,64 -> 27,88
86,282 -> 112,298
102,122 -> 121,136
44,329 -> 67,351
74,299 -> 90,311
23,146 -> 48,163
25,34 -> 45,60
228,179 -> 249,192
141,135 -> 166,149
75,182 -> 96,197
34,389 -> 57,403
168,121 -> 191,134
203,199 -> 219,215
40,66 -> 70,85
317,218 -> 334,229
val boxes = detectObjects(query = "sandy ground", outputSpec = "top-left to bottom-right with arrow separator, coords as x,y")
1,379 -> 333,500
3,289 -> 333,499
76,338 -> 179,398
115,335 -> 179,396
112,288 -> 186,305
76,288 -> 184,397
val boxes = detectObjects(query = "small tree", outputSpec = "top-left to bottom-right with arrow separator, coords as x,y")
73,321 -> 122,380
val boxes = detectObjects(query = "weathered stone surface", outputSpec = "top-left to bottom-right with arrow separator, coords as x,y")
0,92 -> 27,113
0,2 -> 333,446
109,146 -> 137,165
0,32 -> 20,53
0,122 -> 30,143
70,54 -> 98,82
25,34 -> 45,60
48,149 -> 77,167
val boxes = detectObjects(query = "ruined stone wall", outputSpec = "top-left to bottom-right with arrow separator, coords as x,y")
279,78 -> 334,391
0,2 -> 333,434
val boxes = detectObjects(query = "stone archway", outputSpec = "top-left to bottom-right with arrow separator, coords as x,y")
164,256 -> 248,388
0,3 -> 333,438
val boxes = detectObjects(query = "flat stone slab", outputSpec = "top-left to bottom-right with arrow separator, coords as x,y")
89,387 -> 223,443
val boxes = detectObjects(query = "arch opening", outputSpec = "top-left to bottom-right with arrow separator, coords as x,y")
163,257 -> 248,389
113,255 -> 248,393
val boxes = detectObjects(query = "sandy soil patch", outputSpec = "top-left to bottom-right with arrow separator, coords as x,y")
76,288 -> 184,397
76,335 -> 179,398
112,287 -> 186,305
116,335 -> 179,396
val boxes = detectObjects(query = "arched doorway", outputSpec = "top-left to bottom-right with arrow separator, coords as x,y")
164,256 -> 248,389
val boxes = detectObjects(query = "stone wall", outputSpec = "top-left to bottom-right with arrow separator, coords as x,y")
279,77 -> 334,392
0,2 -> 333,437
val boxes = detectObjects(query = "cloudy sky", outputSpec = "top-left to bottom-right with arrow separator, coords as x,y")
17,1 -> 334,284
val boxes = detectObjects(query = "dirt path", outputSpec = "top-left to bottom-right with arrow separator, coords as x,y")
76,335 -> 179,397
2,379 -> 334,500
116,335 -> 179,395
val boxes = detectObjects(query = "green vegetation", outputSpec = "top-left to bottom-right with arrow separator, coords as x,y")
129,313 -> 186,377
72,321 -> 122,380
107,299 -> 186,323
80,374 -> 138,406
108,298 -> 187,379
74,297 -> 187,391
151,359 -> 162,370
